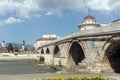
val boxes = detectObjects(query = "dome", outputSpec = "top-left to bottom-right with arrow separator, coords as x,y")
84,15 -> 95,20
82,15 -> 96,24
78,15 -> 100,31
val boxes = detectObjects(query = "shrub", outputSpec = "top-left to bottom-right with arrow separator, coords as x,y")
39,56 -> 45,64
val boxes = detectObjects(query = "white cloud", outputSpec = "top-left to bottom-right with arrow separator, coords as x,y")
87,0 -> 120,12
0,0 -> 40,18
5,17 -> 22,24
0,0 -> 40,26
0,0 -> 119,26
36,0 -> 120,15
0,17 -> 23,26
37,0 -> 85,15
0,0 -> 120,17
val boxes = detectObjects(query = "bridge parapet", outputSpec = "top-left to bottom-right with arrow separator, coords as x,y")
39,20 -> 120,47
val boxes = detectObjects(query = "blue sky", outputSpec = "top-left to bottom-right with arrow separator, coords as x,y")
0,0 -> 120,45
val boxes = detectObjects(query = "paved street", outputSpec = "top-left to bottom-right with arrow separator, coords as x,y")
0,57 -> 119,80
0,60 -> 55,75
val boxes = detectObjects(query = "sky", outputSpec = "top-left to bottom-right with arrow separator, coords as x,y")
0,0 -> 120,45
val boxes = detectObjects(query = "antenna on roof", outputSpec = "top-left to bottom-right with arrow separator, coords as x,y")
88,8 -> 90,15
84,0 -> 91,16
118,9 -> 120,19
116,8 -> 120,19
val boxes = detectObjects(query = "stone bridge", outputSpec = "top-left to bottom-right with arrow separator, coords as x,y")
37,15 -> 120,73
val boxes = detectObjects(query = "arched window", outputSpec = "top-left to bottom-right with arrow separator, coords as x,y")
90,21 -> 92,23
46,48 -> 50,54
54,45 -> 60,57
41,49 -> 44,54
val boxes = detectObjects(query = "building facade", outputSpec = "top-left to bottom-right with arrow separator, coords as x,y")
34,35 -> 58,50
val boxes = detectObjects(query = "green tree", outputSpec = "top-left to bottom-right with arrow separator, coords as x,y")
24,47 -> 28,51
2,40 -> 5,43
7,43 -> 14,53
14,46 -> 19,52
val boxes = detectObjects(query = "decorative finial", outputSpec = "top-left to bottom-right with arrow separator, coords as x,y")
88,8 -> 90,15
115,8 -> 120,19
117,8 -> 120,19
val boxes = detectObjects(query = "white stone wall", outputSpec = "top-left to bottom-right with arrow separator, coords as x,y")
40,54 -> 53,65
54,58 -> 60,66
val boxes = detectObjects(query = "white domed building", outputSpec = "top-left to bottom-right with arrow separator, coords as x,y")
78,15 -> 100,30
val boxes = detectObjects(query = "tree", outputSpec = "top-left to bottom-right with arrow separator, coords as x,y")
2,40 -> 5,43
7,43 -> 14,53
24,47 -> 28,51
14,46 -> 19,52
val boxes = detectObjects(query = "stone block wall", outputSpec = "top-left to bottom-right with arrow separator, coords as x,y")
40,54 -> 53,65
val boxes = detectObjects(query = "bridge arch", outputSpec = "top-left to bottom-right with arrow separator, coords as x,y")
41,48 -> 44,54
53,45 -> 61,57
46,48 -> 50,54
102,35 -> 119,50
68,41 -> 85,65
104,38 -> 120,73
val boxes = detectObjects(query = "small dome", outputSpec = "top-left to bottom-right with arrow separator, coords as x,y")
82,15 -> 96,24
84,15 -> 95,20
78,15 -> 100,31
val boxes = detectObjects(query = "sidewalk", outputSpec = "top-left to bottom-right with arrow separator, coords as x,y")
0,53 -> 39,60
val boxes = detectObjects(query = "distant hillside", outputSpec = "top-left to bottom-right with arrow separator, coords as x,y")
2,43 -> 33,49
